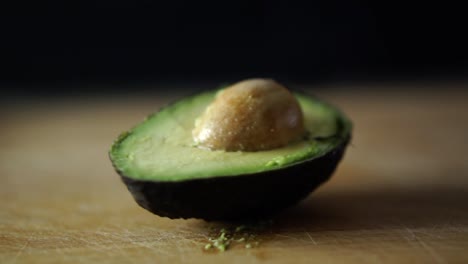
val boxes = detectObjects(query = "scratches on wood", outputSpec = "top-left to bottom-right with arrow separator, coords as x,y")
305,232 -> 317,245
9,236 -> 29,264
404,227 -> 447,264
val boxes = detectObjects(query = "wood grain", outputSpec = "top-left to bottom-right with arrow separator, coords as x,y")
1,84 -> 468,263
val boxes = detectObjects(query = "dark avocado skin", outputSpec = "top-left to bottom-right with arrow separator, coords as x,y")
115,135 -> 350,221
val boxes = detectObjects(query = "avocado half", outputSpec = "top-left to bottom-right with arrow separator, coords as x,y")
110,89 -> 352,221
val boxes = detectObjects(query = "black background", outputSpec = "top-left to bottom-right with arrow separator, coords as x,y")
3,1 -> 467,95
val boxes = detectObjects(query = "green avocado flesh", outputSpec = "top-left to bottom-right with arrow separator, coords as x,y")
110,91 -> 351,182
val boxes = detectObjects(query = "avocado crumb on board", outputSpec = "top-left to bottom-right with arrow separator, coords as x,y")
203,220 -> 273,252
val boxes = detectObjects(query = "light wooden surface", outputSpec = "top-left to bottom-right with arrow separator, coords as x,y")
1,84 -> 468,263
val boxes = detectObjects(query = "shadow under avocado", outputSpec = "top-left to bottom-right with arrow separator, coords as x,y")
190,182 -> 468,252
273,184 -> 468,232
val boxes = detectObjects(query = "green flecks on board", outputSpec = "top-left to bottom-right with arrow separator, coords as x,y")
203,220 -> 273,252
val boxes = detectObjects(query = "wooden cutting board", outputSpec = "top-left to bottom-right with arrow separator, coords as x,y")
1,84 -> 468,263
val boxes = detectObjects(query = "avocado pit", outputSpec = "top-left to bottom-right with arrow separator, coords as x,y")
192,78 -> 306,152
